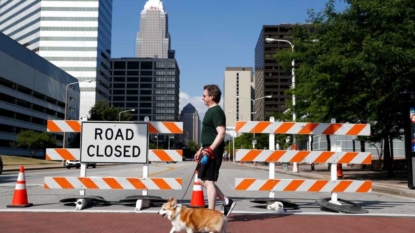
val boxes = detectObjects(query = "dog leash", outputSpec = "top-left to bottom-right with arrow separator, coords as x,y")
179,162 -> 199,204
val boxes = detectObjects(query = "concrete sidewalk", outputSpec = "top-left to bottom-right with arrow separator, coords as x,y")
235,161 -> 415,199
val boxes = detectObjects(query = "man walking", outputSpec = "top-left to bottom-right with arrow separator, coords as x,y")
194,84 -> 236,216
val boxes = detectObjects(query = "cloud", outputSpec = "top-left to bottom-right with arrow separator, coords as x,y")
179,92 -> 223,121
179,92 -> 206,120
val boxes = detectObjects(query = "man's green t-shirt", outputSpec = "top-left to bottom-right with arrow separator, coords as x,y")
201,105 -> 226,147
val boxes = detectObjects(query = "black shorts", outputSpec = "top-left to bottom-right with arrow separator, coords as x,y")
197,146 -> 223,181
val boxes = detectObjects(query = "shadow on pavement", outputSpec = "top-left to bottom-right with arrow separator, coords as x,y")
0,175 -> 18,183
359,200 -> 415,209
31,203 -> 63,207
229,213 -> 290,222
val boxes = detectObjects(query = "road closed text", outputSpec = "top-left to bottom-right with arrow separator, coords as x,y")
81,122 -> 148,163
86,128 -> 141,158
87,145 -> 140,157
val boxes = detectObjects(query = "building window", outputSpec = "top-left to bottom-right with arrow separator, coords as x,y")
114,61 -> 125,69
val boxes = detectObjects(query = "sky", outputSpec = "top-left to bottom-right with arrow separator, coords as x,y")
111,0 -> 348,120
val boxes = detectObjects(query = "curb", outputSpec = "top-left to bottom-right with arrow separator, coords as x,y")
236,162 -> 415,199
3,166 -> 63,172
3,164 -> 120,173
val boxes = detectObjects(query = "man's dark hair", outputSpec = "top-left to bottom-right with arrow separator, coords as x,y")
204,84 -> 222,103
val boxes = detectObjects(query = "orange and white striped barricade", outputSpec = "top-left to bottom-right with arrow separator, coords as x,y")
235,117 -> 372,213
46,148 -> 184,162
45,119 -> 183,210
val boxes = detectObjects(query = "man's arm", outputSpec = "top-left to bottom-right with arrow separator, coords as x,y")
194,147 -> 203,161
205,125 -> 225,152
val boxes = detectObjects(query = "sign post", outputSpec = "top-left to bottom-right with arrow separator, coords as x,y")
400,91 -> 415,189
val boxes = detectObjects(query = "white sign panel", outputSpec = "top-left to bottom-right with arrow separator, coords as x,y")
80,122 -> 148,163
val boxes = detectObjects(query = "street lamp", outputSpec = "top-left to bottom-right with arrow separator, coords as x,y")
63,80 -> 92,148
118,109 -> 135,121
62,79 -> 91,166
236,95 -> 272,121
155,134 -> 159,149
266,38 -> 298,172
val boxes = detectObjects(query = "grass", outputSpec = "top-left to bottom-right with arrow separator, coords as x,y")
1,155 -> 61,165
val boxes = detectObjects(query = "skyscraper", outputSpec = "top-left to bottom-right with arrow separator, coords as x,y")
0,0 -> 112,117
110,57 -> 180,122
255,24 -> 293,120
135,0 -> 170,58
223,67 -> 254,127
180,103 -> 201,145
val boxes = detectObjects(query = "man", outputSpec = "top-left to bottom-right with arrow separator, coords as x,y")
194,84 -> 236,216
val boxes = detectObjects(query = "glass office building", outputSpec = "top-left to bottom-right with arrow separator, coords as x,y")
110,58 -> 180,122
0,0 -> 112,117
0,32 -> 79,156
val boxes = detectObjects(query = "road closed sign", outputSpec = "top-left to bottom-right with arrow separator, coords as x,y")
80,122 -> 148,163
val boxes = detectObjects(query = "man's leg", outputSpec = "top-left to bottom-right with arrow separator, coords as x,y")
200,179 -> 227,209
205,180 -> 217,209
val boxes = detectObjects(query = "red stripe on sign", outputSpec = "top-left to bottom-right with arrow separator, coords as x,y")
322,124 -> 342,135
66,120 -> 81,132
235,179 -> 255,190
274,122 -> 295,134
242,150 -> 261,161
266,151 -> 286,162
47,120 -> 61,132
314,152 -> 335,163
251,122 -> 271,133
290,151 -> 310,163
346,124 -> 367,135
148,123 -> 159,133
235,121 -> 247,133
298,123 -> 319,134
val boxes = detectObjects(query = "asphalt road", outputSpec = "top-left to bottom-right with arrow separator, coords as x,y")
1,161 -> 414,216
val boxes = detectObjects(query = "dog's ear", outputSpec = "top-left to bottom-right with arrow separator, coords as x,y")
170,197 -> 177,207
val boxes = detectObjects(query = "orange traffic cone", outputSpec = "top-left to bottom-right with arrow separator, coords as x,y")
337,163 -> 344,179
190,171 -> 206,208
7,166 -> 33,208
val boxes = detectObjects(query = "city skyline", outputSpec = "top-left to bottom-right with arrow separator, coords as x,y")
112,0 -> 348,122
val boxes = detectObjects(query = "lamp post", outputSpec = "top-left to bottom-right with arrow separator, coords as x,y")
63,80 -> 92,147
155,134 -> 158,149
236,95 -> 272,121
62,79 -> 91,166
118,109 -> 135,121
266,38 -> 299,172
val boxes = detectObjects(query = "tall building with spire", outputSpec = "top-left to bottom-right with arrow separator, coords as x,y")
135,0 -> 171,58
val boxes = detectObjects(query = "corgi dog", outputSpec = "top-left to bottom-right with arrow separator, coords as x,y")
158,197 -> 227,233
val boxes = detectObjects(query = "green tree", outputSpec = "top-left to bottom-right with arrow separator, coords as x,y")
234,133 -> 269,150
149,143 -> 157,149
187,140 -> 200,154
67,101 -> 134,148
12,130 -> 57,158
89,100 -> 133,121
273,0 -> 415,177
